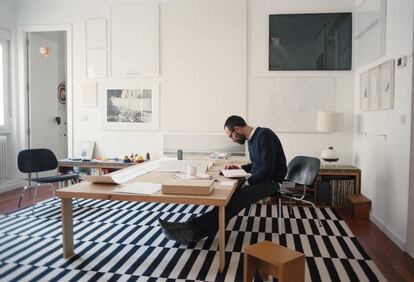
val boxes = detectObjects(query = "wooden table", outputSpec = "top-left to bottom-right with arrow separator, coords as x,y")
55,160 -> 240,272
318,165 -> 361,194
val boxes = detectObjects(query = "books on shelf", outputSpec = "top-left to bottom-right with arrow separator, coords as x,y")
329,178 -> 355,208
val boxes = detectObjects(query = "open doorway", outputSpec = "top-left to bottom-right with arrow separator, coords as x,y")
25,31 -> 68,159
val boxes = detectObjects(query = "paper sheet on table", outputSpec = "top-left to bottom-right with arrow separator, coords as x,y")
220,181 -> 235,186
83,160 -> 161,184
113,182 -> 161,195
158,160 -> 213,173
220,168 -> 250,178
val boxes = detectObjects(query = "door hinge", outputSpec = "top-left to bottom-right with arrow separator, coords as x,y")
26,83 -> 30,92
25,38 -> 30,47
27,128 -> 30,135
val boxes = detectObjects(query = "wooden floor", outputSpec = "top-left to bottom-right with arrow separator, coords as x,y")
337,209 -> 414,282
1,187 -> 414,281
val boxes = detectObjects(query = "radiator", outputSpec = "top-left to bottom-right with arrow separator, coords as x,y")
0,136 -> 7,182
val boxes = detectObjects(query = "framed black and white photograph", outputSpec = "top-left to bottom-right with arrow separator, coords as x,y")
100,80 -> 159,130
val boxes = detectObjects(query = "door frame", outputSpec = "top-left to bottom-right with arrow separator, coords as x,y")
17,24 -> 73,156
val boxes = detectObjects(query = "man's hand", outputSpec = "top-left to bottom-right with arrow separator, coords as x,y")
224,164 -> 240,170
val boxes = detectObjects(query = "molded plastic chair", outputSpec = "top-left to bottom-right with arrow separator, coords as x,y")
278,155 -> 321,226
17,148 -> 79,213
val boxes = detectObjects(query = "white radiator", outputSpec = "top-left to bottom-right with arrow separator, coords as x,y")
0,136 -> 7,182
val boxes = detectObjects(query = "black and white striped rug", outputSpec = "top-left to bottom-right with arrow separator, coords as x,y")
0,198 -> 385,281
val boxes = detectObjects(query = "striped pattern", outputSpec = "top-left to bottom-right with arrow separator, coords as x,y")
0,198 -> 385,281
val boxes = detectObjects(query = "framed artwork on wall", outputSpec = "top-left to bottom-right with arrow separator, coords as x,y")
369,66 -> 380,110
378,59 -> 395,110
100,80 -> 159,130
81,79 -> 97,107
359,59 -> 395,111
77,141 -> 95,160
360,71 -> 370,111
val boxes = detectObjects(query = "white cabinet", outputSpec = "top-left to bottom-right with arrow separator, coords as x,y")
110,2 -> 159,77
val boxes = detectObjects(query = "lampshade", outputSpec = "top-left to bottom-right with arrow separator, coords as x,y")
316,111 -> 344,132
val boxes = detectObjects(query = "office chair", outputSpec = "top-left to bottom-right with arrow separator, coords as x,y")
17,148 -> 79,213
278,155 -> 321,226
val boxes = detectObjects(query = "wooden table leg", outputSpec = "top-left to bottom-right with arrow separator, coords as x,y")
244,253 -> 258,282
218,205 -> 225,272
61,198 -> 74,258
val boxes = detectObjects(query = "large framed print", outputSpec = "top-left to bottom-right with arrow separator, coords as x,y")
100,80 -> 159,130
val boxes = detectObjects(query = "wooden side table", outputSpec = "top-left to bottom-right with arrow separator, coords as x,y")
348,194 -> 371,219
317,165 -> 361,208
244,240 -> 305,282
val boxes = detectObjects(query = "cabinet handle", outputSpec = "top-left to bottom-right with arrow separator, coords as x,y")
125,72 -> 140,75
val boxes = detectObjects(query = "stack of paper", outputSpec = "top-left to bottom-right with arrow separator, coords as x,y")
174,173 -> 212,180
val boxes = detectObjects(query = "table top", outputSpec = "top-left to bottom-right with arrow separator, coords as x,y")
56,160 -> 242,207
319,165 -> 360,173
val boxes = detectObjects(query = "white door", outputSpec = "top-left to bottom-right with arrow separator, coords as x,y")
27,31 -> 68,159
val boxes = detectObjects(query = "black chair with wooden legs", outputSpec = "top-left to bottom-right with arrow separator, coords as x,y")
17,148 -> 79,214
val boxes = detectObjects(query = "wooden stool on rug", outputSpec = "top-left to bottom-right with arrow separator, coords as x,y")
244,240 -> 305,282
348,194 -> 371,219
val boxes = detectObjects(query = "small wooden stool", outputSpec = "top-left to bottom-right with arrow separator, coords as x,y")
348,194 -> 371,219
244,240 -> 305,282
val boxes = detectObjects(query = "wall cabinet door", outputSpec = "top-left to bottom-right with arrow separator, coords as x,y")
110,2 -> 159,77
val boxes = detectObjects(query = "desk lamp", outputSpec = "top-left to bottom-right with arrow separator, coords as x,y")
316,111 -> 344,164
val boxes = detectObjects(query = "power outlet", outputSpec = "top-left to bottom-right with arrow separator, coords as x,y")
81,115 -> 88,121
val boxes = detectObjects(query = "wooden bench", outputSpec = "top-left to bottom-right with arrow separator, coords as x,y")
348,194 -> 371,219
244,240 -> 305,282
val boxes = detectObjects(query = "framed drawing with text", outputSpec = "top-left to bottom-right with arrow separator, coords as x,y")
100,80 -> 159,130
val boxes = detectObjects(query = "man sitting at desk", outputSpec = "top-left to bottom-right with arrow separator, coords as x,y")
159,115 -> 287,244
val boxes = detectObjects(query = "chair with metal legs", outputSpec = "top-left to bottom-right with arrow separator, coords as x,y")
278,155 -> 322,226
17,148 -> 79,213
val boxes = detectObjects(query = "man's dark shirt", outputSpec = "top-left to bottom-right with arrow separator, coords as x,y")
241,127 -> 287,184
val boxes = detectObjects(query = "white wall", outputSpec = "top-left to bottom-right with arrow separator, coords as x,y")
248,0 -> 355,162
0,0 -> 22,191
406,2 -> 414,257
3,0 -> 356,190
16,0 -> 247,161
353,0 -> 413,249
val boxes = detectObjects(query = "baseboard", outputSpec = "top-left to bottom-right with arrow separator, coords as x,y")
0,179 -> 25,193
369,213 -> 406,250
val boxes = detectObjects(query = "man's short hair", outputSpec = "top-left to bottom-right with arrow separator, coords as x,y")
224,115 -> 247,130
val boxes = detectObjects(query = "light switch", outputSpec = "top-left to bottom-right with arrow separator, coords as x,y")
397,56 -> 407,68
400,114 -> 406,125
